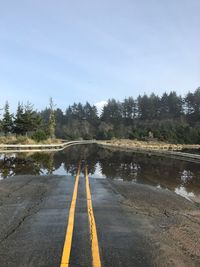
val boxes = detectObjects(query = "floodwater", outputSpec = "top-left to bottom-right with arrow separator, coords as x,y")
181,148 -> 200,155
0,144 -> 200,202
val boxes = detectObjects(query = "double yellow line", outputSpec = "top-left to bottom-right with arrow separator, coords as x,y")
60,164 -> 102,267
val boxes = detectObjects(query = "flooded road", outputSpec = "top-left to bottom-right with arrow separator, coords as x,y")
0,144 -> 200,267
0,144 -> 200,202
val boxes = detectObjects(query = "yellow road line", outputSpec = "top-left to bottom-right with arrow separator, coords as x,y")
60,164 -> 81,267
85,166 -> 102,267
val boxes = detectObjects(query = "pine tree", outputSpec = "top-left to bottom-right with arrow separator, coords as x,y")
2,101 -> 13,135
21,102 -> 41,135
13,102 -> 24,135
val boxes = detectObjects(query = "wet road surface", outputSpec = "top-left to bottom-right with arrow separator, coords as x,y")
0,145 -> 200,266
0,164 -> 154,267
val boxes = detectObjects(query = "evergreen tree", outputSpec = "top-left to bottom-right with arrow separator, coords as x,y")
122,97 -> 137,121
167,91 -> 183,118
2,101 -> 13,135
160,92 -> 170,119
83,102 -> 98,124
101,99 -> 122,123
1,88 -> 199,143
185,88 -> 200,122
13,102 -> 24,135
21,102 -> 41,135
137,94 -> 152,120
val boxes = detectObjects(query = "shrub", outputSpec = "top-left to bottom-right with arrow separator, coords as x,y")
31,130 -> 47,142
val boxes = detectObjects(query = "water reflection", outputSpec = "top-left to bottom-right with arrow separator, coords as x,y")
175,186 -> 195,201
0,145 -> 199,202
182,149 -> 200,155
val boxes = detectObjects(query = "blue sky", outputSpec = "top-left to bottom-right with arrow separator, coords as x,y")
0,0 -> 200,112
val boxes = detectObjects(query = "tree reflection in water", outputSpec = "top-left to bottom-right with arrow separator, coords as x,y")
0,145 -> 199,200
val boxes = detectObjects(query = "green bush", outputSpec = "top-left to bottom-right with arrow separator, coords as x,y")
32,130 -> 47,142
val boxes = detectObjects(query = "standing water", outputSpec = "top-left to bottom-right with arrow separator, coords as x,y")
0,144 -> 199,203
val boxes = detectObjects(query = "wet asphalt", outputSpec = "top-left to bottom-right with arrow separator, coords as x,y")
0,174 -> 154,267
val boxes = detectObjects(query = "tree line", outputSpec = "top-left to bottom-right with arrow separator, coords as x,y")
0,98 -> 56,141
0,88 -> 200,143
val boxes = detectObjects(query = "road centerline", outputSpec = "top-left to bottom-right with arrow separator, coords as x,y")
85,166 -> 102,267
60,164 -> 81,267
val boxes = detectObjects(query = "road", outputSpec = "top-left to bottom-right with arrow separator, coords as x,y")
1,159 -> 200,267
0,162 -> 154,267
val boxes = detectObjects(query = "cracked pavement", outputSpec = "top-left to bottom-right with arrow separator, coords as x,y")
0,173 -> 199,267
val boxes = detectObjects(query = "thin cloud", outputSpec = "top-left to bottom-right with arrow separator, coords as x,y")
95,100 -> 108,115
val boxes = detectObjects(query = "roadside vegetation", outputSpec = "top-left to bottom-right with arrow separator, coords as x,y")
0,98 -> 58,144
100,139 -> 200,151
0,136 -> 61,145
0,88 -> 200,144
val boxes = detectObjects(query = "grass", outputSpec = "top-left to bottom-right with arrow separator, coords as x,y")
102,138 -> 200,150
0,135 -> 62,145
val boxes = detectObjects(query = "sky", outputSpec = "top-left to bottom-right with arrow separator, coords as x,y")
0,0 -> 200,112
